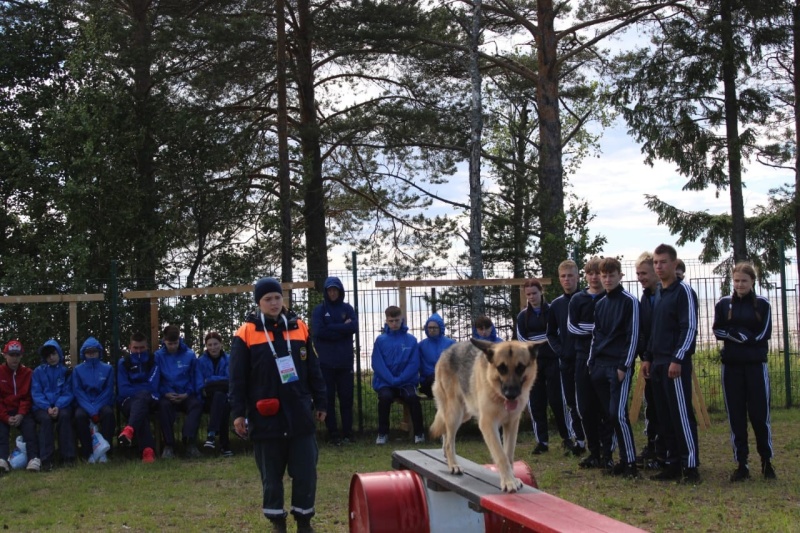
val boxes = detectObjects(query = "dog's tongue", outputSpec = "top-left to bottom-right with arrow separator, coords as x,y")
504,399 -> 518,411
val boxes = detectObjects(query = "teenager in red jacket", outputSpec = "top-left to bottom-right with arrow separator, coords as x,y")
0,340 -> 40,472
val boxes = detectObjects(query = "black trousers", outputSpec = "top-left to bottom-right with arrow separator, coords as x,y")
203,390 -> 231,448
530,356 -> 570,444
0,412 -> 38,460
321,366 -> 354,440
255,434 -> 318,521
376,386 -> 424,436
158,395 -> 203,447
722,362 -> 773,464
590,364 -> 636,464
34,407 -> 75,462
120,391 -> 158,451
560,358 -> 584,441
75,405 -> 115,460
651,360 -> 699,469
575,358 -> 612,457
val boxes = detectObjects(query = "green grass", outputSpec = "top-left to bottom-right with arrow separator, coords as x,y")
1,408 -> 799,532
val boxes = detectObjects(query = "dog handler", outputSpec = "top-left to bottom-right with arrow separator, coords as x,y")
230,277 -> 327,533
713,262 -> 776,481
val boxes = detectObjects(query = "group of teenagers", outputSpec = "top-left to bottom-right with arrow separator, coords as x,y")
514,244 -> 775,484
0,324 -> 235,473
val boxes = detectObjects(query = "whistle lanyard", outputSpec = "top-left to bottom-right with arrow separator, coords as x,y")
260,312 -> 292,359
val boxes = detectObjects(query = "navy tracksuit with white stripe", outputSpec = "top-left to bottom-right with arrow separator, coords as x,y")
568,290 -> 611,458
713,291 -> 773,465
518,302 -> 571,446
588,284 -> 639,465
645,279 -> 699,470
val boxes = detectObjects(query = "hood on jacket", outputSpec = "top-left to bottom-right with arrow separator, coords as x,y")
38,339 -> 65,365
323,276 -> 346,304
472,323 -> 501,342
382,320 -> 409,335
79,336 -> 105,362
424,313 -> 447,339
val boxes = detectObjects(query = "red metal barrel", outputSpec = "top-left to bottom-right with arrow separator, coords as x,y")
349,470 -> 431,533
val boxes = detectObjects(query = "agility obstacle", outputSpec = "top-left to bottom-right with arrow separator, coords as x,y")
349,449 -> 645,532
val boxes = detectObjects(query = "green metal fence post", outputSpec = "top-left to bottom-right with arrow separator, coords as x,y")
352,251 -> 364,433
110,260 -> 120,361
779,241 -> 792,408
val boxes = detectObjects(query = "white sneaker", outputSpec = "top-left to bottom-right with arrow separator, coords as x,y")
414,434 -> 425,444
0,458 -> 9,473
375,434 -> 388,445
26,458 -> 41,472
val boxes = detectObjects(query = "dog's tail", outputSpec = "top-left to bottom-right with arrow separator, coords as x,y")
429,409 -> 445,439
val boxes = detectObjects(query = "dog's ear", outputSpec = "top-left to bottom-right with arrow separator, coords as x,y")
470,338 -> 495,359
526,340 -> 544,360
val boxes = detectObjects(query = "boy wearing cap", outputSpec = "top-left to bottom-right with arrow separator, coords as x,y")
230,277 -> 327,533
72,336 -> 115,463
0,340 -> 41,472
32,339 -> 75,470
154,325 -> 202,459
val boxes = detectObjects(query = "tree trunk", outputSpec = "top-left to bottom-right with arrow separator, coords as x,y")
468,0 -> 485,318
277,0 -> 292,284
510,104 -> 529,322
794,0 -> 800,279
720,0 -> 748,262
535,0 -> 566,296
130,0 -> 159,332
296,0 -> 328,290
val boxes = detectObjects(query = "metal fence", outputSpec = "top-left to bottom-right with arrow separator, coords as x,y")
0,258 -> 798,437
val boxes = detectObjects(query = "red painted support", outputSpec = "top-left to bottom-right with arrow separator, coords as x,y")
345,449 -> 647,533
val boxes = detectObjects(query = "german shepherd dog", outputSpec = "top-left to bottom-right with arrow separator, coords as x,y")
430,339 -> 540,492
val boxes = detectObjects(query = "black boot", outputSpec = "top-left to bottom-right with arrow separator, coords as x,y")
268,516 -> 287,533
762,459 -> 777,480
730,462 -> 750,482
296,515 -> 315,533
650,462 -> 681,481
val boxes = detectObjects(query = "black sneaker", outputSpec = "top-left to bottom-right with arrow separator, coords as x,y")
605,461 -> 626,476
730,463 -> 750,482
221,448 -> 234,458
681,467 -> 701,485
532,442 -> 549,455
571,442 -> 586,457
622,462 -> 639,479
203,437 -> 216,450
579,453 -> 602,469
762,460 -> 777,480
650,464 -> 681,481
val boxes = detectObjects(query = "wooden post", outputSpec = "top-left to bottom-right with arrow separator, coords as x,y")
69,302 -> 78,363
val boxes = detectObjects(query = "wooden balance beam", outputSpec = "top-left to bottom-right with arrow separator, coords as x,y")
349,448 -> 646,533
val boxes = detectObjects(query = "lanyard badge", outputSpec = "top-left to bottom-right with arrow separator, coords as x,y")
260,312 -> 299,384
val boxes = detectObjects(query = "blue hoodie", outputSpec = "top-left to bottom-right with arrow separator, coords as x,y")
472,323 -> 503,343
311,277 -> 358,369
195,349 -> 230,393
418,313 -> 456,380
154,338 -> 198,398
371,320 -> 419,391
72,337 -> 114,416
31,339 -> 74,411
117,350 -> 160,404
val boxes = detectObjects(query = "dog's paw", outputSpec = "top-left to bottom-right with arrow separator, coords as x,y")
499,476 -> 523,493
449,464 -> 463,475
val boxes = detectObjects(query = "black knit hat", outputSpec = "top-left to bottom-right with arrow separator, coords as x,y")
254,277 -> 283,304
